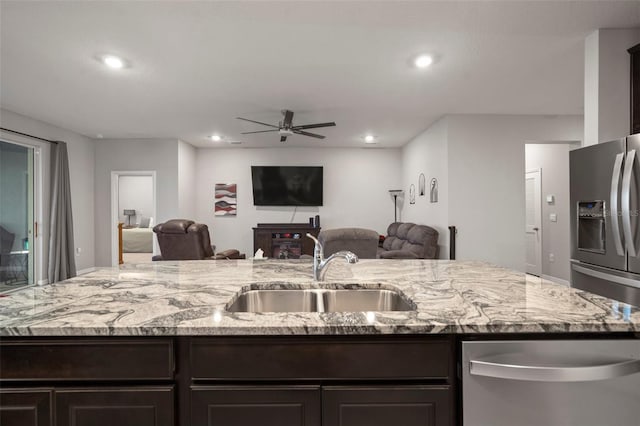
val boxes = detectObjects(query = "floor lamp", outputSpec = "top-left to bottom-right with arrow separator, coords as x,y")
388,190 -> 404,223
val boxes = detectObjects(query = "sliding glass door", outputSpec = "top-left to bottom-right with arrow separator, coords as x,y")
0,140 -> 35,290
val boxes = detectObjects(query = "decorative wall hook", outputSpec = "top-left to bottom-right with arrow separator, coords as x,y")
430,178 -> 438,203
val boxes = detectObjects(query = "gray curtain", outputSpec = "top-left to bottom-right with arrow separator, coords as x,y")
48,141 -> 76,282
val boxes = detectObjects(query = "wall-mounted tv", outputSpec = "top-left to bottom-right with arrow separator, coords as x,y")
251,166 -> 323,206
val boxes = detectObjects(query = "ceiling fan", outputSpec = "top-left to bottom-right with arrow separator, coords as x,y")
236,110 -> 336,143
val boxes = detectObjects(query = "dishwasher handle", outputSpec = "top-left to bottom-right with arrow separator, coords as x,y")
469,357 -> 640,382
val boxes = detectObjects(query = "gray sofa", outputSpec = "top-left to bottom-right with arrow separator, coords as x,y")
318,227 -> 379,259
377,222 -> 439,259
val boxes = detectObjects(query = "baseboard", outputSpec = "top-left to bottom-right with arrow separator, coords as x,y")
542,274 -> 570,287
77,267 -> 97,276
37,279 -> 49,285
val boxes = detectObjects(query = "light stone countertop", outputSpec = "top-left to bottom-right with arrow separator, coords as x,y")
0,259 -> 639,336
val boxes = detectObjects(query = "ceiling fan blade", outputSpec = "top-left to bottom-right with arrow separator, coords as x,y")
291,122 -> 336,130
236,117 -> 279,129
282,110 -> 294,128
293,130 -> 325,139
280,135 -> 288,143
240,129 -> 279,134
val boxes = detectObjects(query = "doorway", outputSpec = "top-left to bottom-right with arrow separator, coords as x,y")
524,142 -> 581,284
525,169 -> 542,276
0,140 -> 36,291
110,171 -> 157,266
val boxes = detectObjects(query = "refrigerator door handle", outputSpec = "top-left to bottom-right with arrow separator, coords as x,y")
572,263 -> 640,290
610,152 -> 625,256
622,149 -> 637,257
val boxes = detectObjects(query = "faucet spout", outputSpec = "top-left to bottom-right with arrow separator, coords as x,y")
306,233 -> 358,281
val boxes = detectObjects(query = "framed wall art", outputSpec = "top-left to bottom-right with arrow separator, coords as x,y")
215,183 -> 237,216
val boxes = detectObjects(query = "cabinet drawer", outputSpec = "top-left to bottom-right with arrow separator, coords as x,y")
55,387 -> 174,426
191,337 -> 451,380
0,339 -> 174,381
322,385 -> 452,426
191,385 -> 321,426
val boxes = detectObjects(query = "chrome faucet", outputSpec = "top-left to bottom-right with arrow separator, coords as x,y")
306,233 -> 358,281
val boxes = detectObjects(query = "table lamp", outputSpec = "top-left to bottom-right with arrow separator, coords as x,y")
123,209 -> 136,226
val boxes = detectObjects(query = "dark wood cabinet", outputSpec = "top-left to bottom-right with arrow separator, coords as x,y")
0,339 -> 175,426
253,223 -> 320,258
0,389 -> 52,426
322,386 -> 452,426
630,43 -> 640,134
191,386 -> 321,426
55,387 -> 174,426
0,336 -> 455,426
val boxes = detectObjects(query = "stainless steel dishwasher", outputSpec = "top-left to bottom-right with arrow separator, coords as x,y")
462,340 -> 640,426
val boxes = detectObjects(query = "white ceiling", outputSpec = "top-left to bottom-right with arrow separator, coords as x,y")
1,1 -> 639,148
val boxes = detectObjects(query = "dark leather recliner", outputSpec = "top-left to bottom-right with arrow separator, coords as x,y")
153,219 -> 214,261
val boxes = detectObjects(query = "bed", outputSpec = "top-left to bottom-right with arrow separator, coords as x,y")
122,227 -> 153,253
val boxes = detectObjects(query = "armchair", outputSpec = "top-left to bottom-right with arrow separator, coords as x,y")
318,227 -> 379,259
0,225 -> 15,282
153,219 -> 214,261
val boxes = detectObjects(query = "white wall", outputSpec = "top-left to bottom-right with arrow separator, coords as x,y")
94,139 -> 179,266
118,176 -> 154,224
178,140 -> 197,219
401,117 -> 449,258
584,28 -> 640,146
525,143 -> 579,282
194,147 -> 402,256
0,108 -> 95,277
446,114 -> 583,271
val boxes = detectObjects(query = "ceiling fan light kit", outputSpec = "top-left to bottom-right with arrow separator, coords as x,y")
237,109 -> 335,143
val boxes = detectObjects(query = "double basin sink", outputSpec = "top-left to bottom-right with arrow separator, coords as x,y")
226,288 -> 414,313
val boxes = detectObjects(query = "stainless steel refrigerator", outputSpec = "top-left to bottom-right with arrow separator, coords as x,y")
570,133 -> 640,306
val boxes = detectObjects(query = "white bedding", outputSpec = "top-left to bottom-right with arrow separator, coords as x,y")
122,227 -> 153,253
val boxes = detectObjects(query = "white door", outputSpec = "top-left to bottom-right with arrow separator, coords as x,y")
525,169 -> 542,276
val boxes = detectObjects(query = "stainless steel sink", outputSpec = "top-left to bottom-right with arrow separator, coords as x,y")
226,289 -> 319,313
226,288 -> 414,313
321,289 -> 413,312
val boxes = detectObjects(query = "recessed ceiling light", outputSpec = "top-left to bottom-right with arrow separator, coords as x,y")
364,135 -> 376,143
102,55 -> 125,69
414,54 -> 433,69
210,135 -> 222,142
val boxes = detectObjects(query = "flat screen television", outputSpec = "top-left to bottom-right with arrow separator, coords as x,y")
251,166 -> 323,206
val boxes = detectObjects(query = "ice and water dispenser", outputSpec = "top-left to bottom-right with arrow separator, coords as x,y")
577,200 -> 605,254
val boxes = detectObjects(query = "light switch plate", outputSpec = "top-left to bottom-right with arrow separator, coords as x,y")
546,195 -> 555,204
549,213 -> 557,222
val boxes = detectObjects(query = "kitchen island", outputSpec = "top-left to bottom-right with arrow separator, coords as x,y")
1,259 -> 639,426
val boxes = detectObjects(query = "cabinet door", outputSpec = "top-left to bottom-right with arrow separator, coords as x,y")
191,385 -> 321,426
0,389 -> 52,426
55,387 -> 173,426
322,386 -> 452,426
